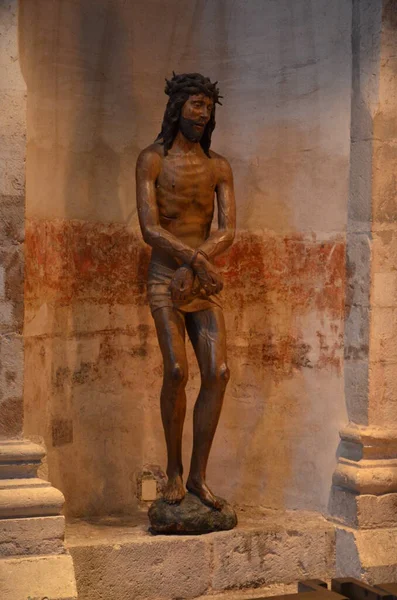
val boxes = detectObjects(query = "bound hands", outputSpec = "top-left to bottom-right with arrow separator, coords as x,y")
191,249 -> 223,296
169,250 -> 223,304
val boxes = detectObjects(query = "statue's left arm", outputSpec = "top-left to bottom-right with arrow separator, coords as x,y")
198,156 -> 236,260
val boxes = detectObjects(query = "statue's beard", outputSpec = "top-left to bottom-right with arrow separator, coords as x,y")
179,116 -> 206,143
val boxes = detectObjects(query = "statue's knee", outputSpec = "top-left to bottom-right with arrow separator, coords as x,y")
206,363 -> 230,387
168,362 -> 187,387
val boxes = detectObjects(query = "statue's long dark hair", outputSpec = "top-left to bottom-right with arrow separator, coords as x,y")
155,72 -> 222,157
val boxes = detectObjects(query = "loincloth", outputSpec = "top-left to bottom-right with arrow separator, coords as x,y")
147,261 -> 222,315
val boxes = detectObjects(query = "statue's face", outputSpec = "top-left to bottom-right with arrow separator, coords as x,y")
179,93 -> 213,142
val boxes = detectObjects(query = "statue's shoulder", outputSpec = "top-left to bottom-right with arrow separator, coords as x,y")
209,149 -> 226,161
136,143 -> 164,172
209,150 -> 233,180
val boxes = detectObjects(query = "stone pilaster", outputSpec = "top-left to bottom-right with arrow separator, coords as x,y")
0,440 -> 77,599
330,0 -> 397,582
0,2 -> 77,598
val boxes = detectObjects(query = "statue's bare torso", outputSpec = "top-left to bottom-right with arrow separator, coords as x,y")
147,143 -> 225,269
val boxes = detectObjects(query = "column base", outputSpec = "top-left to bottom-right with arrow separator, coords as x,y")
329,486 -> 397,529
0,439 -> 77,599
0,439 -> 65,518
330,424 -> 397,527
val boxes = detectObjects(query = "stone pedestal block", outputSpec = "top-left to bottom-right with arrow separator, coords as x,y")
67,508 -> 335,600
335,526 -> 397,583
0,554 -> 77,600
0,515 -> 66,556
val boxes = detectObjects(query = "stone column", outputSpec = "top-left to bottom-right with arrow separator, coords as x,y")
0,2 -> 77,598
330,0 -> 397,582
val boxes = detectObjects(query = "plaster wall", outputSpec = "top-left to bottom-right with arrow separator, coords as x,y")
20,0 -> 350,516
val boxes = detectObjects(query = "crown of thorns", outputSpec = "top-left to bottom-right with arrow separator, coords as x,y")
164,72 -> 223,105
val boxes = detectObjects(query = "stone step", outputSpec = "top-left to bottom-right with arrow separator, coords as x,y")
66,507 -> 335,600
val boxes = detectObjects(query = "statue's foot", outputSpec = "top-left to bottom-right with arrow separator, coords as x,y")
186,477 -> 223,510
163,475 -> 185,504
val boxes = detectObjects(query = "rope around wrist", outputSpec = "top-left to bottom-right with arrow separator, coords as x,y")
190,248 -> 209,267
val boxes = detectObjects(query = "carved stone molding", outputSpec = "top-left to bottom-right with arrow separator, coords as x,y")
0,439 -> 65,518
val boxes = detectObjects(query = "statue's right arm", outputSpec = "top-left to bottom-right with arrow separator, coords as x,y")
136,148 -> 196,265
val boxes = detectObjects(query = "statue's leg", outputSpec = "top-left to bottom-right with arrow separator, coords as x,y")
185,307 -> 230,509
153,307 -> 188,504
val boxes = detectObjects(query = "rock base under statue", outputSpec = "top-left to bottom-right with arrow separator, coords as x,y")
148,492 -> 237,535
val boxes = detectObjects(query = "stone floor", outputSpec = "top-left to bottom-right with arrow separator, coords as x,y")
66,507 -> 335,600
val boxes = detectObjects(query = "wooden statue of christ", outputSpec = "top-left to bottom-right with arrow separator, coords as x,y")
136,73 -> 236,509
